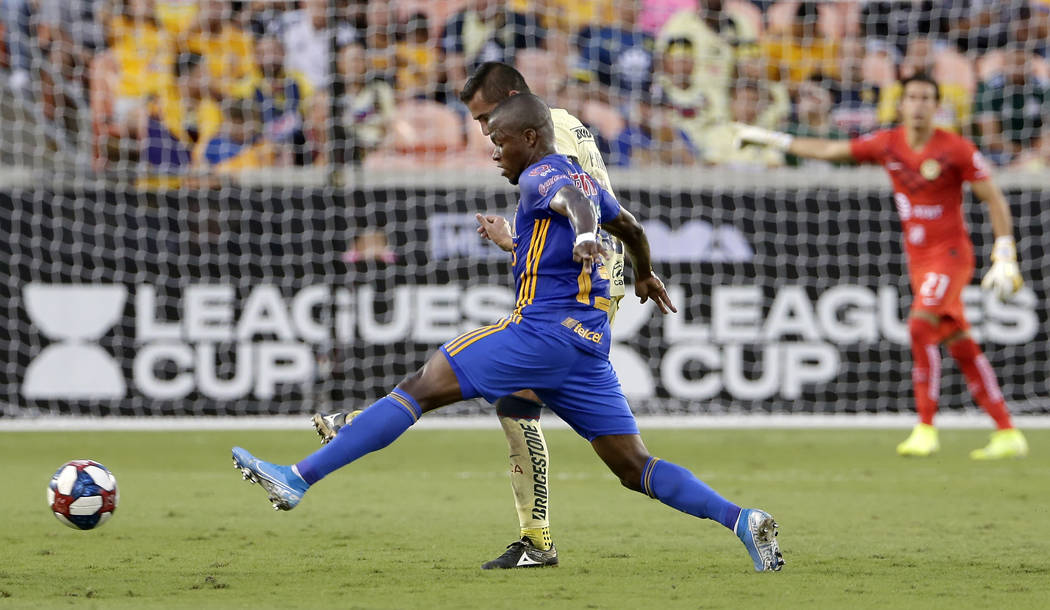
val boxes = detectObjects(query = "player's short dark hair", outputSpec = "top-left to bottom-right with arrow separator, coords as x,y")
489,92 -> 552,138
900,72 -> 941,101
459,62 -> 532,104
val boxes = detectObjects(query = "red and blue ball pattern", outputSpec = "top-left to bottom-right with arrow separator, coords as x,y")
47,460 -> 118,530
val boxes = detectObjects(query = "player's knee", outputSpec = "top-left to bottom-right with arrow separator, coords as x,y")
495,393 -> 543,420
610,455 -> 649,493
948,336 -> 981,362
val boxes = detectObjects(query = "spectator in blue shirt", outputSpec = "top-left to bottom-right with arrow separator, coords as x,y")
572,0 -> 654,107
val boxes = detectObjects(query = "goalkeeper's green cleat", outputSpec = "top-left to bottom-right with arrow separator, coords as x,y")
311,410 -> 363,444
970,428 -> 1029,460
896,423 -> 939,457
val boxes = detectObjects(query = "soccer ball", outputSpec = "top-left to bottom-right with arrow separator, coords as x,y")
47,460 -> 119,530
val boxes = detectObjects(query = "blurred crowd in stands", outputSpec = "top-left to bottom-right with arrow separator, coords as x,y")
1,0 -> 1049,175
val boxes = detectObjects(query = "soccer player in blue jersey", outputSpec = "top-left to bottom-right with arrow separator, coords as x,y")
232,93 -> 784,572
316,62 -> 625,570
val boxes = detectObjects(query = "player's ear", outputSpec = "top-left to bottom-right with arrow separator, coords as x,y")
523,128 -> 537,147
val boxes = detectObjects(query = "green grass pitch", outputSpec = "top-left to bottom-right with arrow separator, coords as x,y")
3,427 -> 1049,609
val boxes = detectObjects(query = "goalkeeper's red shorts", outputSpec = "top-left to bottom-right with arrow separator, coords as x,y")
908,255 -> 974,334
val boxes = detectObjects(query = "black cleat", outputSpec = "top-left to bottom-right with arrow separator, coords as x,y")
481,537 -> 559,569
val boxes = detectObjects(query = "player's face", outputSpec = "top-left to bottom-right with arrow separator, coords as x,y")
489,125 -> 529,185
466,92 -> 500,136
899,81 -> 938,130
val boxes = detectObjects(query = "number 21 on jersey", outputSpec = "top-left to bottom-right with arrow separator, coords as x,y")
919,272 -> 950,305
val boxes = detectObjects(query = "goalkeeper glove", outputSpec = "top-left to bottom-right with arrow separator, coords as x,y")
732,123 -> 794,151
981,236 -> 1024,301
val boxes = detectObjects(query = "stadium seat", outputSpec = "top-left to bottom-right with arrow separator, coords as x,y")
385,100 -> 466,155
933,50 -> 976,94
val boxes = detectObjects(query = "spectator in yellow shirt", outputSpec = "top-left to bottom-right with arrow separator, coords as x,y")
202,96 -> 276,173
395,12 -> 440,101
761,1 -> 839,92
180,0 -> 260,99
144,51 -> 222,171
91,0 -> 175,165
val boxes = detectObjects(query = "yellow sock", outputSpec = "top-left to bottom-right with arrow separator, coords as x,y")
521,526 -> 552,550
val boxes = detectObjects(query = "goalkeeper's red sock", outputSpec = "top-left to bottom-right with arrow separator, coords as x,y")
948,336 -> 1014,430
909,317 -> 941,426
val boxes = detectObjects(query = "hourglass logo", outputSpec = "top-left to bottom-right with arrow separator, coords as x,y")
22,284 -> 127,399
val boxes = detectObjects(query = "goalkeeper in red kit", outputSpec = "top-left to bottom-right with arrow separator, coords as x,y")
736,73 -> 1028,459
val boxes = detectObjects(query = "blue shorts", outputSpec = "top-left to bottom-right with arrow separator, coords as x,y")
440,317 -> 639,441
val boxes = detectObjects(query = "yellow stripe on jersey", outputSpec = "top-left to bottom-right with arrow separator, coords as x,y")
576,266 -> 592,306
447,318 -> 512,356
515,219 -> 550,313
529,220 -> 550,306
387,391 -> 419,422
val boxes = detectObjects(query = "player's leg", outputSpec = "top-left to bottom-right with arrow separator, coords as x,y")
482,389 -> 558,569
897,310 -> 943,456
588,432 -> 782,571
898,260 -> 972,457
942,325 -> 1029,459
540,357 -> 783,571
232,348 -> 464,510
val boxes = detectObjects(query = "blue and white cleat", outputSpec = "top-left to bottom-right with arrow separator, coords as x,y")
232,447 -> 309,511
735,508 -> 784,572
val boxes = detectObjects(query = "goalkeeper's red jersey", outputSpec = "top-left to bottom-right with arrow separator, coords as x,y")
849,126 -> 991,266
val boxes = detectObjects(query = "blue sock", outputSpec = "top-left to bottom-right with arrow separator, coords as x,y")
296,389 -> 422,485
641,457 -> 741,531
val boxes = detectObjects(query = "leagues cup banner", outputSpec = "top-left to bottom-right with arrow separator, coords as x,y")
1,186 -> 1047,417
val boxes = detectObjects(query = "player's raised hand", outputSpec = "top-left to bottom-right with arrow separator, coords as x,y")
572,234 -> 608,273
981,236 -> 1024,300
636,274 -> 677,314
475,214 -> 514,252
732,122 -> 794,151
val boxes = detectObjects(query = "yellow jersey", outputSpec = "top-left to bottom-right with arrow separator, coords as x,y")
107,17 -> 174,99
183,25 -> 260,98
549,107 -> 624,303
550,107 -> 614,199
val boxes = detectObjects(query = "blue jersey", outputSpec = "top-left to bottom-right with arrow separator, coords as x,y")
510,154 -> 621,356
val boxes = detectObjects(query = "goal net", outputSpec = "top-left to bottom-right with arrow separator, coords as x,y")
2,1 -> 1048,418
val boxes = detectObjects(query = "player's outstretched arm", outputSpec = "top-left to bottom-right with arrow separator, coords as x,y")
733,123 -> 854,163
549,185 -> 607,272
600,207 -> 677,315
971,178 -> 1024,300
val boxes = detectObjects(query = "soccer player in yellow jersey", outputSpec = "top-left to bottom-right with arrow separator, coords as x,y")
313,62 -> 627,569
